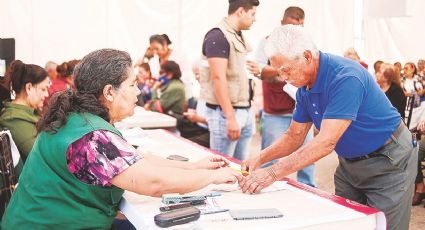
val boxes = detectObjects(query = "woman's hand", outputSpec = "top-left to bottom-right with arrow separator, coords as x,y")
211,167 -> 242,185
194,155 -> 230,169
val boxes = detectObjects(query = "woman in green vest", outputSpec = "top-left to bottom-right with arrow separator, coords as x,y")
1,49 -> 241,229
0,60 -> 50,163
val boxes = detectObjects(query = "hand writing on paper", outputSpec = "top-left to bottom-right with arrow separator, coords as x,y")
239,167 -> 276,194
195,155 -> 230,169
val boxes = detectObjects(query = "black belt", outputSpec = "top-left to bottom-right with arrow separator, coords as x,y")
344,122 -> 405,162
206,103 -> 250,110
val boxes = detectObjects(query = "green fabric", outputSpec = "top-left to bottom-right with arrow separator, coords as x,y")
0,101 -> 39,162
150,79 -> 186,114
1,113 -> 124,229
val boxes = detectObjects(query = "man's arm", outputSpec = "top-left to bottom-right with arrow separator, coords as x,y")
240,119 -> 351,194
241,120 -> 311,172
261,120 -> 312,163
208,57 -> 240,140
271,119 -> 351,178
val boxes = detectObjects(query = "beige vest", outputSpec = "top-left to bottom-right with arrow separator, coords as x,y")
200,18 -> 252,107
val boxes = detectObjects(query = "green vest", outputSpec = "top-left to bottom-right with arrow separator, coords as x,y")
1,113 -> 124,229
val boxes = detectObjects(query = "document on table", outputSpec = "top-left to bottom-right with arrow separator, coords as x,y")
119,128 -> 161,148
211,181 -> 289,193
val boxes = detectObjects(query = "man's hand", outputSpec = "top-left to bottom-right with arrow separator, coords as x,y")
183,109 -> 198,123
246,60 -> 261,76
194,155 -> 230,169
238,167 -> 276,194
227,116 -> 241,140
417,120 -> 425,133
240,153 -> 262,173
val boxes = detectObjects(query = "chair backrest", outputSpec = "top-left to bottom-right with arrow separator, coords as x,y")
404,95 -> 415,129
0,132 -> 17,219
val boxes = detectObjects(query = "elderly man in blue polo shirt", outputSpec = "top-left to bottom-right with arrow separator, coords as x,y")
239,25 -> 417,230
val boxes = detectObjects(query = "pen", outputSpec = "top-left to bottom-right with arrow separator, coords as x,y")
231,167 -> 250,175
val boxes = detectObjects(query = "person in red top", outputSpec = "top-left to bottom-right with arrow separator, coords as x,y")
343,48 -> 368,69
46,60 -> 79,105
246,6 -> 315,187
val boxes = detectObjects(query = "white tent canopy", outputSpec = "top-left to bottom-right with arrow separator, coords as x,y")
1,0 -> 424,67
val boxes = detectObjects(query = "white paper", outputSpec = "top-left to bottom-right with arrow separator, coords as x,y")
211,181 -> 289,193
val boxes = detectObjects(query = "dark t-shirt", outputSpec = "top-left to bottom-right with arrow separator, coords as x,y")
202,28 -> 230,58
385,83 -> 406,118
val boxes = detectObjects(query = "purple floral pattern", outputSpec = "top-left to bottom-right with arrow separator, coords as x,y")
66,130 -> 141,187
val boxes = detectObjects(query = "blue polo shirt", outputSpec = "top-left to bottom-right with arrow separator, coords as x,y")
293,52 -> 401,158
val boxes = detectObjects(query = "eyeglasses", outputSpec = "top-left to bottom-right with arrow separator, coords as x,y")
276,65 -> 292,75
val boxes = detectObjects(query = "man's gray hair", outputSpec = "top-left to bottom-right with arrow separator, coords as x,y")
265,24 -> 318,60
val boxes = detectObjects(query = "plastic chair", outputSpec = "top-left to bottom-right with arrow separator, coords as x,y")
0,131 -> 19,219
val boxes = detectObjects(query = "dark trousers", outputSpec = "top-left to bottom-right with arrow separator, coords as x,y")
415,137 -> 425,184
335,124 -> 417,230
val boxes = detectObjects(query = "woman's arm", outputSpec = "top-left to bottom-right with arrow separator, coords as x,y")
110,158 -> 240,197
140,151 -> 229,170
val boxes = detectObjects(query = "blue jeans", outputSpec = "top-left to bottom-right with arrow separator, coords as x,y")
261,112 -> 316,187
206,107 -> 254,160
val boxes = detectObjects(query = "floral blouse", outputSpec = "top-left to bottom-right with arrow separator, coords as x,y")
66,130 -> 141,187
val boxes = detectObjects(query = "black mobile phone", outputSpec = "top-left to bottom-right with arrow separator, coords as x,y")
159,202 -> 192,212
166,154 -> 189,161
154,207 -> 200,228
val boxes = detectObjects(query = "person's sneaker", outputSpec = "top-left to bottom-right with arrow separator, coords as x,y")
412,192 -> 425,206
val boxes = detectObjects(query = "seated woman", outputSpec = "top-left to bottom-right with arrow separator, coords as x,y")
1,49 -> 240,229
145,60 -> 186,115
0,60 -> 50,162
376,63 -> 406,118
136,63 -> 154,106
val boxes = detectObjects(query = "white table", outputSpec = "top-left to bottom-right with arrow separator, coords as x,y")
114,106 -> 176,129
119,129 -> 386,230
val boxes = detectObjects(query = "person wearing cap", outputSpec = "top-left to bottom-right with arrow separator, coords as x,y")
239,25 -> 417,230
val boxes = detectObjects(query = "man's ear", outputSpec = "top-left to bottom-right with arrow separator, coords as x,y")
236,6 -> 245,16
304,50 -> 313,63
102,84 -> 114,102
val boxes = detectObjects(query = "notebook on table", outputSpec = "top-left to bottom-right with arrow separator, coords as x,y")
229,208 -> 283,220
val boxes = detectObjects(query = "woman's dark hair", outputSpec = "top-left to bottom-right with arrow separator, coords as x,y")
139,63 -> 152,77
161,61 -> 181,80
382,64 -> 401,86
56,60 -> 79,78
37,49 -> 132,133
405,62 -> 417,76
8,60 -> 48,94
149,34 -> 172,46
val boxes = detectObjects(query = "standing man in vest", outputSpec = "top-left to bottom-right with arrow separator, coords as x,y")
247,6 -> 315,187
239,25 -> 417,230
199,0 -> 259,160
